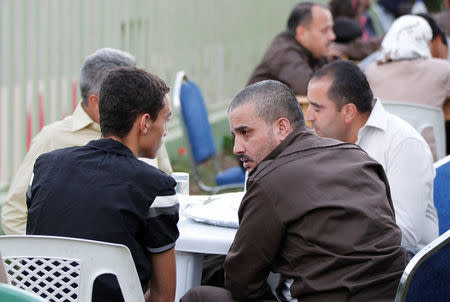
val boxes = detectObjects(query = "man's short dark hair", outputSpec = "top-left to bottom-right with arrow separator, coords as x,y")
286,2 -> 327,35
99,67 -> 169,138
311,61 -> 374,113
229,80 -> 305,129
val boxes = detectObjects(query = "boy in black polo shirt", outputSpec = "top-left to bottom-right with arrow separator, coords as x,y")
26,67 -> 178,302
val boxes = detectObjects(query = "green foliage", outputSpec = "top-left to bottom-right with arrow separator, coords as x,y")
222,134 -> 234,156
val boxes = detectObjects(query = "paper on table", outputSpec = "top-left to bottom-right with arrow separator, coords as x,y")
183,192 -> 245,228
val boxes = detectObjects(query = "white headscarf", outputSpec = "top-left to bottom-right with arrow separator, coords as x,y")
377,15 -> 432,63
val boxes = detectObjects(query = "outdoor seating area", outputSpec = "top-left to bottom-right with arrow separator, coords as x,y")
1,0 -> 450,301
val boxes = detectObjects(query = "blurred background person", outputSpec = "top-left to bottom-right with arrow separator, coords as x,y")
247,2 -> 335,95
365,15 -> 450,160
434,0 -> 450,36
329,0 -> 383,60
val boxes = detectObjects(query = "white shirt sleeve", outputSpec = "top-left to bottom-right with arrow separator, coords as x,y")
385,137 -> 435,248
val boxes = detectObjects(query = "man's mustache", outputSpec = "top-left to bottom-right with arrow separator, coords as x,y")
239,154 -> 253,162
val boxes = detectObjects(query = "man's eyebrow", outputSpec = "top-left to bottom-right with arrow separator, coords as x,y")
308,100 -> 324,109
234,125 -> 249,132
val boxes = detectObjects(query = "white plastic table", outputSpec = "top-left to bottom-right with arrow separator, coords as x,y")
175,214 -> 237,301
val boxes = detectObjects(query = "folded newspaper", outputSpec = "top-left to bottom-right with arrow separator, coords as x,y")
182,192 -> 245,228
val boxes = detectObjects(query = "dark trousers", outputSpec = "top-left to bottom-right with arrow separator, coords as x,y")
180,286 -> 276,302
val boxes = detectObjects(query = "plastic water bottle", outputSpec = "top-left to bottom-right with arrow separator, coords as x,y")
411,0 -> 428,14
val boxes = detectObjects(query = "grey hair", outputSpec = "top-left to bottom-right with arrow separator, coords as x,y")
229,80 -> 305,129
80,48 -> 136,105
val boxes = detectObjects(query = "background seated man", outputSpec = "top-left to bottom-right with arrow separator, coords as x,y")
306,60 -> 438,251
182,80 -> 407,302
364,15 -> 450,160
26,67 -> 178,302
247,1 -> 335,95
1,47 -> 173,235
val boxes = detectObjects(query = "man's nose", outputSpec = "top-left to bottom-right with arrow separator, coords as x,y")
305,105 -> 314,122
329,29 -> 336,42
233,137 -> 244,155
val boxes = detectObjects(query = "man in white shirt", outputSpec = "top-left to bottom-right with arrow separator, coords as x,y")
1,48 -> 173,235
305,60 -> 438,249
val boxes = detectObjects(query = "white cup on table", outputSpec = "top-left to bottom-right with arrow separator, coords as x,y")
172,172 -> 190,209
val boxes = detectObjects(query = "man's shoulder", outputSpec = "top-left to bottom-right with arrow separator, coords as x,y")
29,115 -> 75,146
266,32 -> 305,54
385,113 -> 425,139
382,112 -> 430,151
256,134 -> 366,182
121,156 -> 175,189
39,115 -> 73,135
134,157 -> 171,177
425,58 -> 450,71
36,144 -> 85,163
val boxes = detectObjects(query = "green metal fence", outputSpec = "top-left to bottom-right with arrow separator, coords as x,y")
0,0 -> 302,192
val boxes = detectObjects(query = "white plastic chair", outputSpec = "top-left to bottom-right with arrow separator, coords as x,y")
382,101 -> 447,161
0,235 -> 144,302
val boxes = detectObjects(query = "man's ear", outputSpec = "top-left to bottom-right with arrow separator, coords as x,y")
86,94 -> 101,123
139,113 -> 152,135
341,103 -> 357,124
88,94 -> 99,108
275,117 -> 292,141
295,25 -> 307,43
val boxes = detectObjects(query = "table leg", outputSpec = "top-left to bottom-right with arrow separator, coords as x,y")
175,251 -> 204,302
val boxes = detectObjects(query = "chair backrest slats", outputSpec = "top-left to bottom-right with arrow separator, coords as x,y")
0,235 -> 144,302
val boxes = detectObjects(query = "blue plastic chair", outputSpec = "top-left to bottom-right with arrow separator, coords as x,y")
0,283 -> 47,302
172,71 -> 245,194
433,155 -> 450,235
394,230 -> 449,302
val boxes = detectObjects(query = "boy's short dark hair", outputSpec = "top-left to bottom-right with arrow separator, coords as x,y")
99,67 -> 169,138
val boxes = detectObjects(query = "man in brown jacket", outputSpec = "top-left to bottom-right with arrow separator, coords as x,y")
247,2 -> 335,95
181,80 -> 407,302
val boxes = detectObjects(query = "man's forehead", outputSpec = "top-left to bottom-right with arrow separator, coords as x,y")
308,76 -> 330,92
311,6 -> 332,25
308,78 -> 335,103
229,102 -> 255,117
228,102 -> 262,127
159,95 -> 171,117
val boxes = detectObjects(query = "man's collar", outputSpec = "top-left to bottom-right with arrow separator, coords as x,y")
363,99 -> 388,132
356,99 -> 388,144
249,125 -> 312,175
72,101 -> 100,132
86,138 -> 135,157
